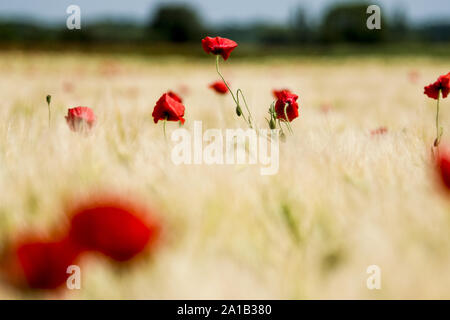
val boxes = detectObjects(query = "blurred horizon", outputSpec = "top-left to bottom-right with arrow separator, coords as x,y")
1,0 -> 449,26
0,0 -> 449,57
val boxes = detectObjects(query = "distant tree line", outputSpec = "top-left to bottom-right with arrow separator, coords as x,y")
0,2 -> 449,46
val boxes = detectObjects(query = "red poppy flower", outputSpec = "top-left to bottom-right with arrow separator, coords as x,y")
273,89 -> 291,100
167,91 -> 183,103
424,73 -> 450,100
274,90 -> 300,122
209,81 -> 229,95
437,146 -> 450,190
65,106 -> 96,132
68,196 -> 160,262
201,36 -> 238,61
4,236 -> 81,290
152,93 -> 186,124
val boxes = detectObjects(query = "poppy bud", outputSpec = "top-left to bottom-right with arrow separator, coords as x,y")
46,95 -> 51,106
236,106 -> 242,117
269,118 -> 276,130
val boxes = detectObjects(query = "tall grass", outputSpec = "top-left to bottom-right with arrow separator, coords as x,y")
0,52 -> 449,298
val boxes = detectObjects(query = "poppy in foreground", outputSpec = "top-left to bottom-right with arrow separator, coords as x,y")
3,236 -> 81,290
152,93 -> 186,138
436,145 -> 450,191
65,106 -> 96,133
68,195 -> 160,262
424,72 -> 450,147
209,81 -> 229,95
201,36 -> 238,61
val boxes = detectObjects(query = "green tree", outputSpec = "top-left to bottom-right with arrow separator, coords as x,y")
148,5 -> 205,43
320,2 -> 388,43
291,7 -> 314,44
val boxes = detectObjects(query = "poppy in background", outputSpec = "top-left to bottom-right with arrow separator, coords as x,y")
202,36 -> 238,61
274,90 -> 300,122
65,106 -> 96,133
424,72 -> 450,147
424,73 -> 450,100
408,70 -> 420,84
152,93 -> 186,125
209,81 -> 229,95
371,127 -> 388,136
273,89 -> 291,100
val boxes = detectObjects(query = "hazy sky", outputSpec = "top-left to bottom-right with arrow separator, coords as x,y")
1,0 -> 449,25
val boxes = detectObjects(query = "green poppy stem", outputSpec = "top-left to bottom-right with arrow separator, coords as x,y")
283,103 -> 293,134
435,90 -> 443,147
216,56 -> 236,104
215,55 -> 253,128
46,95 -> 52,128
278,119 -> 284,135
48,104 -> 51,127
237,89 -> 254,129
163,117 -> 167,141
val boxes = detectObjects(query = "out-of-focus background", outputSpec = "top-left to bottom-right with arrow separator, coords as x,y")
0,0 -> 449,57
0,1 -> 450,299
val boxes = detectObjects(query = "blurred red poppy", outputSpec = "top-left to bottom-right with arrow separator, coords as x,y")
152,93 -> 186,124
68,196 -> 160,262
209,81 -> 229,94
371,127 -> 388,136
167,91 -> 183,103
437,146 -> 450,190
65,107 -> 96,132
272,89 -> 291,100
62,81 -> 74,93
177,84 -> 190,96
274,90 -> 299,122
5,236 -> 81,290
320,103 -> 332,114
424,73 -> 450,100
202,36 -> 238,61
408,70 -> 419,84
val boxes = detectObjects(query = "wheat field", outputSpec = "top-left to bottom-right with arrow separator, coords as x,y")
0,51 -> 449,299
